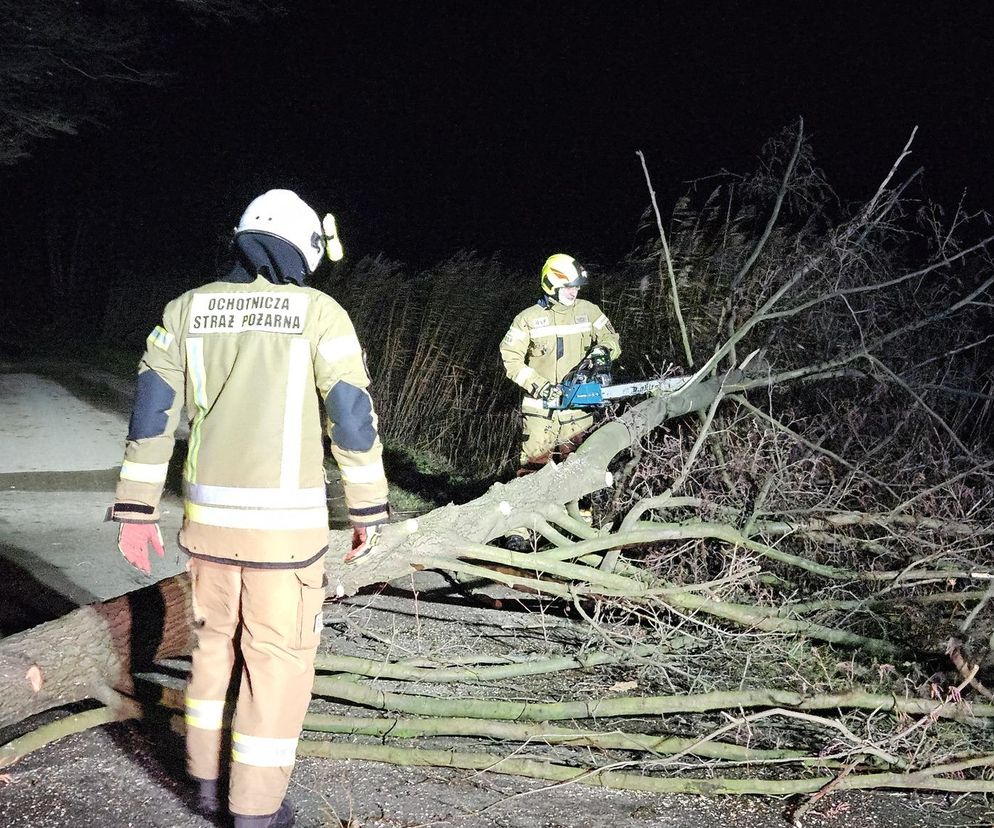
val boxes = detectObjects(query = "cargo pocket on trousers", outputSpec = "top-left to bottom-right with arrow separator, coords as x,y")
295,565 -> 328,650
187,558 -> 205,628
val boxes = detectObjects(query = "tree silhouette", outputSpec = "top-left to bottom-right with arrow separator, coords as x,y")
0,0 -> 277,165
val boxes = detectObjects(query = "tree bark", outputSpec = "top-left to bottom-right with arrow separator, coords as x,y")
0,575 -> 194,730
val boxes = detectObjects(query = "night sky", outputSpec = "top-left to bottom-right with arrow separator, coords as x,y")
2,3 -> 993,295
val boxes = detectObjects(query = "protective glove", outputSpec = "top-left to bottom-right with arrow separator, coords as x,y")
587,344 -> 612,365
537,381 -> 563,408
345,523 -> 384,564
118,522 -> 165,575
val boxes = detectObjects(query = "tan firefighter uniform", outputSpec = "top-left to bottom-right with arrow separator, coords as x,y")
500,296 -> 621,469
113,275 -> 388,818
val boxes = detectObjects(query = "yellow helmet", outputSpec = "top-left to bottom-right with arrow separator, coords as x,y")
541,253 -> 588,297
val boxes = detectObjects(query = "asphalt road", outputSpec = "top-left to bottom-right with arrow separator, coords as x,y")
0,369 -> 186,620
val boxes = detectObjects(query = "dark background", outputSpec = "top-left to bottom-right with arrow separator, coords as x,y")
1,2 -> 992,305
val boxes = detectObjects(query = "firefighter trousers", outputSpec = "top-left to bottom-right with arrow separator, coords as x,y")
507,409 -> 594,542
518,408 -> 594,471
184,555 -> 326,817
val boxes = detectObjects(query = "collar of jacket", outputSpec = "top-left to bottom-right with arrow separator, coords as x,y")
537,295 -> 576,314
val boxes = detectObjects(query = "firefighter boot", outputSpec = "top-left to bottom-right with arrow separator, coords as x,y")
233,800 -> 295,828
192,777 -> 221,816
503,533 -> 532,553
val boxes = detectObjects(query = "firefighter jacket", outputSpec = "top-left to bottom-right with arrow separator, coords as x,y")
113,276 -> 389,568
500,296 -> 622,416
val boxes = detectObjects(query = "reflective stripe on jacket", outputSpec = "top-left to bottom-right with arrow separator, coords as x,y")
115,276 -> 389,566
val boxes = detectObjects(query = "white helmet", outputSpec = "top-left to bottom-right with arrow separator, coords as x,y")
236,189 -> 343,273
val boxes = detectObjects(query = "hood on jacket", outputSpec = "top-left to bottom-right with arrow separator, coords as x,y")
224,232 -> 309,286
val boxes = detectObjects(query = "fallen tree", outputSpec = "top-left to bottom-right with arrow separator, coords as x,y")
0,368 -> 746,730
3,122 -> 994,820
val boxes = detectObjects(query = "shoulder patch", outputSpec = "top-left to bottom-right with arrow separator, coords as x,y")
147,325 -> 174,352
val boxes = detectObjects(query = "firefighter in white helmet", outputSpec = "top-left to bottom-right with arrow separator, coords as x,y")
499,253 -> 621,551
109,189 -> 387,828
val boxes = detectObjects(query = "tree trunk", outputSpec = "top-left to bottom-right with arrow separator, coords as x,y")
0,575 -> 194,729
327,371 -> 743,596
0,371 -> 737,732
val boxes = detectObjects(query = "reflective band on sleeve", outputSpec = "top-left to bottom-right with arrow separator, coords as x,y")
120,460 -> 170,484
593,314 -> 609,329
231,732 -> 298,768
186,503 -> 329,530
339,461 -> 387,485
504,327 -> 528,342
529,322 -> 592,339
281,338 -> 310,488
318,335 -> 362,363
147,325 -> 175,351
185,697 -> 225,731
184,338 -> 208,484
185,483 -> 327,509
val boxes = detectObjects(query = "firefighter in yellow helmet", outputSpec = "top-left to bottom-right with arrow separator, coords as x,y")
499,254 -> 621,550
109,190 -> 388,828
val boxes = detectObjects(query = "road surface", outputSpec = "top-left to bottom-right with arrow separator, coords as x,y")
0,369 -> 186,619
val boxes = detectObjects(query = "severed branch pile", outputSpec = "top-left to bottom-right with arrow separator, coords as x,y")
3,121 -> 994,819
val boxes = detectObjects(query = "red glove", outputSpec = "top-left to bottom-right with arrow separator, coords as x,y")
118,522 -> 165,575
345,524 -> 383,564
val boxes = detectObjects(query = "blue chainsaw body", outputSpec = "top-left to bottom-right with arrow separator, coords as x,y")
558,379 -> 607,408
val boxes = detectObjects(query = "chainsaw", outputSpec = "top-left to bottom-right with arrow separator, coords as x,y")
544,346 -> 687,410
